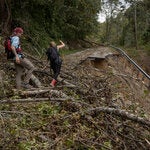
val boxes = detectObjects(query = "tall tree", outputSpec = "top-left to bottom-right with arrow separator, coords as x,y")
101,0 -> 124,43
0,0 -> 12,35
134,0 -> 138,49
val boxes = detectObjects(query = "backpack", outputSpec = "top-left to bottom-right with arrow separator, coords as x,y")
4,37 -> 15,59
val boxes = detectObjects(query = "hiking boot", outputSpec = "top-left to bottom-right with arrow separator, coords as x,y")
50,79 -> 57,87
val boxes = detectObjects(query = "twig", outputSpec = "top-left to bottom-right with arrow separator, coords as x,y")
0,112 -> 5,125
145,139 -> 150,145
0,111 -> 33,116
78,137 -> 112,150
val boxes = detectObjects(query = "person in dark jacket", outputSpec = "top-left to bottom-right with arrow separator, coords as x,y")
45,40 -> 65,87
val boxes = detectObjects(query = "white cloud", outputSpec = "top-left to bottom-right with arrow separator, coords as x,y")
97,0 -> 130,23
98,13 -> 106,23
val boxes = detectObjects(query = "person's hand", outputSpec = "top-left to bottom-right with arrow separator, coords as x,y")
16,55 -> 20,64
59,40 -> 64,44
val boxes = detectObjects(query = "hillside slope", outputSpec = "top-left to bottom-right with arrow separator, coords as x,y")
0,46 -> 149,149
63,46 -> 150,117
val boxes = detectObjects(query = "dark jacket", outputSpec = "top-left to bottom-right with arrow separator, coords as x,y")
46,47 -> 62,65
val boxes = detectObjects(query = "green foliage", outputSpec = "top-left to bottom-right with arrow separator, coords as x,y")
102,140 -> 112,150
143,43 -> 150,55
7,0 -> 101,53
38,103 -> 60,116
97,0 -> 150,50
60,48 -> 81,55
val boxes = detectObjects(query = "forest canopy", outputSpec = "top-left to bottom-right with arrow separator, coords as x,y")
0,0 -> 101,39
0,0 -> 150,51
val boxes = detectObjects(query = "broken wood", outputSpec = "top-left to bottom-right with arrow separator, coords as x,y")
19,89 -> 50,95
0,97 -> 69,104
13,88 -> 69,98
57,76 -> 76,87
30,74 -> 42,88
86,107 -> 150,127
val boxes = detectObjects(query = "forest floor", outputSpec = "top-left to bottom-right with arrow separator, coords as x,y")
0,45 -> 150,149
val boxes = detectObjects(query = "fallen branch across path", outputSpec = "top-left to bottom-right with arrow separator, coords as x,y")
19,89 -> 51,95
0,97 -> 70,104
13,88 -> 70,98
86,107 -> 150,127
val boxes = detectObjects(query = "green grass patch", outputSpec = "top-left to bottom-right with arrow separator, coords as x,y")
60,49 -> 81,55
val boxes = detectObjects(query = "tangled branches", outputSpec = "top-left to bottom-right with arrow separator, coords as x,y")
0,49 -> 150,149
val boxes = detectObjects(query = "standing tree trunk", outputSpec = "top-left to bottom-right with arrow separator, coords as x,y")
105,17 -> 110,43
134,0 -> 138,50
0,0 -> 12,35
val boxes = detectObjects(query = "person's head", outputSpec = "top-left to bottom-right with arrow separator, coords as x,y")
50,41 -> 56,47
13,27 -> 23,36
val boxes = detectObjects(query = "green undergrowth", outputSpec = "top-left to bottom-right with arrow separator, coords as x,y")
123,44 -> 150,58
0,100 -> 149,150
60,48 -> 81,56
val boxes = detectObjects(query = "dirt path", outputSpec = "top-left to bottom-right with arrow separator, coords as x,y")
63,46 -> 115,67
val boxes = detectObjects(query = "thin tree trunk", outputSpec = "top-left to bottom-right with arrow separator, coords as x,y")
134,0 -> 138,50
0,0 -> 12,35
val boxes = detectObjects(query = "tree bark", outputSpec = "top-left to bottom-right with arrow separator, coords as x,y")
134,0 -> 138,50
86,107 -> 150,127
0,97 -> 68,103
0,0 -> 12,35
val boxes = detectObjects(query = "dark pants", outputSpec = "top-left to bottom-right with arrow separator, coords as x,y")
50,58 -> 62,80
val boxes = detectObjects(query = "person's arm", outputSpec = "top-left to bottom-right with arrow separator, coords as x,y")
11,45 -> 20,64
11,36 -> 20,63
57,40 -> 65,50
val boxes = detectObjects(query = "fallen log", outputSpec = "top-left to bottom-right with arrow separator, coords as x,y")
18,89 -> 50,95
57,76 -> 76,87
86,107 -> 150,127
13,88 -> 69,98
30,74 -> 42,88
0,97 -> 69,104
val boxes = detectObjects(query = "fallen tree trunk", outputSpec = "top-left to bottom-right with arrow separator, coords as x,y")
57,76 -> 76,87
30,74 -> 42,88
19,89 -> 51,95
86,107 -> 150,127
13,88 -> 69,98
0,97 -> 69,103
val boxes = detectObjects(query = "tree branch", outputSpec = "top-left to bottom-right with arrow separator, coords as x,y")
86,107 -> 150,127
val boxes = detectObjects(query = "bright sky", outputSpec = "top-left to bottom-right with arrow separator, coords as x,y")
98,0 -> 130,23
98,13 -> 106,23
